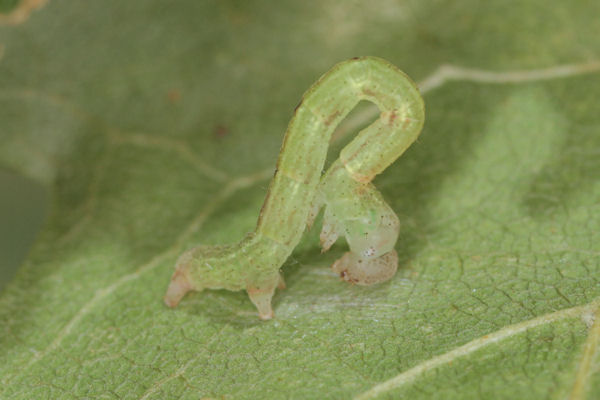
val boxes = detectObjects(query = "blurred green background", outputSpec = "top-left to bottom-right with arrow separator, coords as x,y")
0,0 -> 19,13
0,0 -> 47,291
0,169 -> 46,291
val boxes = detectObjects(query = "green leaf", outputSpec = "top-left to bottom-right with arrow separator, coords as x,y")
1,1 -> 599,399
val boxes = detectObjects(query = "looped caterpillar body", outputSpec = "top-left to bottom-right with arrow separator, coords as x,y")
165,56 -> 425,319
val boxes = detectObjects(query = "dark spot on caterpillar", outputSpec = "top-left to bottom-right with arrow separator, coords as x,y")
339,269 -> 359,284
294,98 -> 304,113
362,88 -> 376,97
389,110 -> 397,124
351,56 -> 360,60
256,183 -> 273,226
325,110 -> 341,126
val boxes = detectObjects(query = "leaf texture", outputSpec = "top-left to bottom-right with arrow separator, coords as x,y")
1,1 -> 599,399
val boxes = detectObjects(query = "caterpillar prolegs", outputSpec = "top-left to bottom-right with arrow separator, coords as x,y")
164,56 -> 425,319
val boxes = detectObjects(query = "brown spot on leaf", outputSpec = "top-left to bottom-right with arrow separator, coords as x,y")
167,89 -> 181,103
214,124 -> 229,139
226,9 -> 250,26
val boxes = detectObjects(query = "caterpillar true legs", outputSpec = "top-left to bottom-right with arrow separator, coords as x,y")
165,56 -> 425,319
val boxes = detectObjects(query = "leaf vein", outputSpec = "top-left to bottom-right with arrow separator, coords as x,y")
1,167 -> 273,391
354,298 -> 600,400
333,59 -> 600,143
568,306 -> 600,400
107,130 -> 229,182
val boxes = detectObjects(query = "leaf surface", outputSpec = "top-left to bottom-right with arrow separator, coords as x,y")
1,1 -> 599,399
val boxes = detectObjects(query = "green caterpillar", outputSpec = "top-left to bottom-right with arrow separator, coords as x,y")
165,56 -> 425,319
